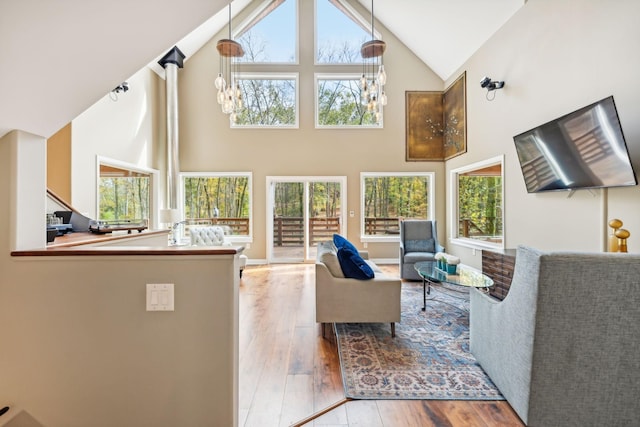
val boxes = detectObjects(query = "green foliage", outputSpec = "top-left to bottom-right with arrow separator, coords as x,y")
363,176 -> 430,219
99,177 -> 149,221
184,177 -> 250,219
317,79 -> 376,126
273,182 -> 341,218
236,79 -> 297,126
458,176 -> 502,237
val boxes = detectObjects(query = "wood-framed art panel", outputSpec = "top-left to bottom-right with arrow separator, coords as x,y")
443,71 -> 467,160
405,91 -> 444,161
405,71 -> 467,161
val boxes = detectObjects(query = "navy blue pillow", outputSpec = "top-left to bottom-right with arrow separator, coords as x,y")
333,234 -> 358,253
337,247 -> 374,280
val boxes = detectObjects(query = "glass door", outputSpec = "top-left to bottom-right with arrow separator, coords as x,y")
267,177 -> 346,263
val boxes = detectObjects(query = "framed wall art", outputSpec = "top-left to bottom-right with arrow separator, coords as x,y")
405,71 -> 467,161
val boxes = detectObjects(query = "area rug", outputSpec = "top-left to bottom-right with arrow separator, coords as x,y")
334,282 -> 504,400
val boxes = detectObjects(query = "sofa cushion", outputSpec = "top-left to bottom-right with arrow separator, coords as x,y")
405,238 -> 435,253
318,241 -> 345,278
337,247 -> 374,280
333,234 -> 358,253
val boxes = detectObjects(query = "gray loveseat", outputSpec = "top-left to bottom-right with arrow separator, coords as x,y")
470,245 -> 640,426
315,241 -> 401,337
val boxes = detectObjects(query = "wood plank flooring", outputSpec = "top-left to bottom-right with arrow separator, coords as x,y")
239,263 -> 525,427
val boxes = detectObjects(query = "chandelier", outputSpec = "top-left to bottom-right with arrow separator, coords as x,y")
215,2 -> 245,122
360,0 -> 387,124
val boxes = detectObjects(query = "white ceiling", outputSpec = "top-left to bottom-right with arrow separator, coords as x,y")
0,0 -> 524,140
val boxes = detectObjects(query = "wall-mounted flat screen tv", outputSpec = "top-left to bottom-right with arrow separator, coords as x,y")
513,96 -> 637,193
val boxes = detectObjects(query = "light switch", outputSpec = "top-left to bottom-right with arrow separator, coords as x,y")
349,210 -> 355,217
146,283 -> 174,311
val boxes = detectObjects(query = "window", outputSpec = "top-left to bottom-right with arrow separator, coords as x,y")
97,159 -> 158,225
235,0 -> 297,63
181,172 -> 252,240
315,0 -> 375,64
234,73 -> 299,127
316,74 -> 381,127
450,156 -> 504,249
361,172 -> 435,241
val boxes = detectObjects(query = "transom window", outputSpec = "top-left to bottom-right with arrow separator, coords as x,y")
315,0 -> 374,64
235,0 -> 297,63
361,172 -> 435,241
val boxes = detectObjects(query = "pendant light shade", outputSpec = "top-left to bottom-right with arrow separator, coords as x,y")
216,3 -> 245,122
360,0 -> 387,124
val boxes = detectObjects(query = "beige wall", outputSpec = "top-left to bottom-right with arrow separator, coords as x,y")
178,0 -> 446,261
443,0 -> 640,267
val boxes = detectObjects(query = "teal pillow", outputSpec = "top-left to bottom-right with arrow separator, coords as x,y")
337,247 -> 374,280
333,234 -> 358,253
405,238 -> 435,253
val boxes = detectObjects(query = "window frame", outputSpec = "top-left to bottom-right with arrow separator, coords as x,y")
179,171 -> 253,243
231,72 -> 300,129
315,73 -> 384,128
360,172 -> 435,242
233,0 -> 299,65
314,0 -> 382,65
449,155 -> 505,250
95,156 -> 160,228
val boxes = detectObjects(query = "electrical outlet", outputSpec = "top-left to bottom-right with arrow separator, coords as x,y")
146,283 -> 174,311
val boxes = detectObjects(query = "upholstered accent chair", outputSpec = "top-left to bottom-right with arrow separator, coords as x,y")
470,245 -> 640,426
399,220 -> 444,280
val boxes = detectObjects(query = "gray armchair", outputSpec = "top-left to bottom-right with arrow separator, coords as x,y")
470,246 -> 640,426
399,220 -> 444,280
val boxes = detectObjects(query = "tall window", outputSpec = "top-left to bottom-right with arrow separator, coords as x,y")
98,162 -> 152,222
450,156 -> 504,249
361,172 -> 434,240
182,173 -> 252,239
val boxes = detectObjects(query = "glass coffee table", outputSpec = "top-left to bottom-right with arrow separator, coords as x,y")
414,261 -> 494,311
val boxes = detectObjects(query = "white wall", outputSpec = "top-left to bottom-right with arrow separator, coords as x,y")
444,0 -> 640,266
71,67 -> 165,219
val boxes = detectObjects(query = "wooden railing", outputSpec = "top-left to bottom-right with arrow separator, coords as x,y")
364,217 -> 400,235
272,217 -> 341,246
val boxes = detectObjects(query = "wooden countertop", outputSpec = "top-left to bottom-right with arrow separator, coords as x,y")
12,229 -> 244,257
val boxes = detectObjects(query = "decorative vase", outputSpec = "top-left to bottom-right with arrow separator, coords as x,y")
446,264 -> 457,274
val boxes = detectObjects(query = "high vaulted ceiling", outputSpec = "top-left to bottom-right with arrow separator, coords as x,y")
0,0 -> 524,140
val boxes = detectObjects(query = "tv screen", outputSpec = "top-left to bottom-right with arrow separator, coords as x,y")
513,96 -> 637,193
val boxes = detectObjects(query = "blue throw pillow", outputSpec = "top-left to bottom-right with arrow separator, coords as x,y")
333,234 -> 358,253
336,247 -> 374,280
405,238 -> 435,253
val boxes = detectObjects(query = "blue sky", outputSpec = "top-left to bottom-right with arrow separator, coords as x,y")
237,0 -> 369,62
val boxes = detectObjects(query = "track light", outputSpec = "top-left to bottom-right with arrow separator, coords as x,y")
480,77 -> 504,91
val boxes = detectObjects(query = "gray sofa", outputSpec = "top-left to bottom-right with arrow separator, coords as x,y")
315,241 -> 401,337
470,245 -> 640,426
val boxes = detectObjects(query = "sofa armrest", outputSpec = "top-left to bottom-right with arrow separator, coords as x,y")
358,250 -> 369,260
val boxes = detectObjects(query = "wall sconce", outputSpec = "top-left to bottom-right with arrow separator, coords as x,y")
480,76 -> 504,101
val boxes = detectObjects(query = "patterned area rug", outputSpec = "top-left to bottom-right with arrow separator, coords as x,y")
334,282 -> 504,400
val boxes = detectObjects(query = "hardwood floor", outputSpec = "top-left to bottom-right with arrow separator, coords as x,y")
238,263 -> 525,427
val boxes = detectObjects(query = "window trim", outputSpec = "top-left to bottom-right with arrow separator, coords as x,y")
179,171 -> 253,243
232,72 -> 300,129
360,172 -> 435,242
315,73 -> 384,128
96,156 -> 160,229
449,155 -> 505,250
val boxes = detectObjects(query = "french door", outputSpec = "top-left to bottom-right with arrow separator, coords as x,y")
267,176 -> 346,263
